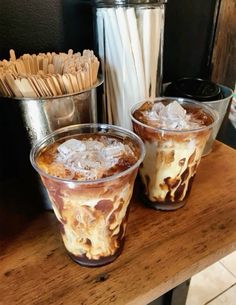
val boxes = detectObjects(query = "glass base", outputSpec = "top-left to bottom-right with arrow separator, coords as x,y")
202,145 -> 212,157
142,194 -> 187,211
67,240 -> 125,267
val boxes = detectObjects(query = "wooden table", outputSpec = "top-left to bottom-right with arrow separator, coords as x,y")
1,141 -> 236,305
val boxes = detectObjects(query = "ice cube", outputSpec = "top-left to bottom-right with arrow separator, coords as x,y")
58,139 -> 86,158
102,143 -> 125,158
160,101 -> 186,120
85,140 -> 105,151
56,135 -> 133,180
147,110 -> 160,121
152,102 -> 165,114
157,101 -> 188,129
79,151 -> 103,169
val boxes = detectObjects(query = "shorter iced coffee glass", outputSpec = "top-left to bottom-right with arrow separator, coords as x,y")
131,97 -> 218,210
30,124 -> 145,267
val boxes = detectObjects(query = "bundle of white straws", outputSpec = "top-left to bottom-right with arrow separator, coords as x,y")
96,6 -> 164,129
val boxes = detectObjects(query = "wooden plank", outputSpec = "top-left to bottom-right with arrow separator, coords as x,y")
0,141 -> 236,305
211,0 -> 236,88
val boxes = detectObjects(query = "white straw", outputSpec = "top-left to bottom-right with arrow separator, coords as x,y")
126,7 -> 146,98
115,7 -> 140,128
142,8 -> 152,97
107,7 -> 132,128
105,64 -> 113,124
150,8 -> 161,99
102,8 -> 121,125
105,8 -> 124,125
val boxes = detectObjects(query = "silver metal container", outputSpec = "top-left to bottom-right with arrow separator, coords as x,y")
0,78 -> 103,209
16,78 -> 103,145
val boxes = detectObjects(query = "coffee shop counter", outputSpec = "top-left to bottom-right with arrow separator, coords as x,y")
1,141 -> 236,305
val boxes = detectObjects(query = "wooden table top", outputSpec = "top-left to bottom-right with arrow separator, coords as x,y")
1,141 -> 236,305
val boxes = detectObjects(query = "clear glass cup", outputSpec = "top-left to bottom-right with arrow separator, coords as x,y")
131,97 -> 218,210
30,123 -> 145,267
94,0 -> 167,129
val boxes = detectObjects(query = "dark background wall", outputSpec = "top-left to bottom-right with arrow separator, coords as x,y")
0,0 -> 218,80
164,0 -> 219,81
0,0 -> 94,57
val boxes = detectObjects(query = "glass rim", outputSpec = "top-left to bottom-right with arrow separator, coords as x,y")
30,123 -> 145,185
202,84 -> 233,104
130,97 -> 219,134
163,82 -> 233,104
92,0 -> 167,6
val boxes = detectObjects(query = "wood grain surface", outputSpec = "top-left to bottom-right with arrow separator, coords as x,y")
1,141 -> 236,305
211,0 -> 236,88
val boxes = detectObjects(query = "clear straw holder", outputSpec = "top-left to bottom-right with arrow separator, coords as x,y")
93,0 -> 167,129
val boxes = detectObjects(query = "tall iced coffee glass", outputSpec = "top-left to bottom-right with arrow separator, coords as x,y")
131,98 -> 218,210
30,124 -> 145,267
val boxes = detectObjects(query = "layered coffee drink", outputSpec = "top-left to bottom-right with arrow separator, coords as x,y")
31,124 -> 144,266
131,98 -> 218,210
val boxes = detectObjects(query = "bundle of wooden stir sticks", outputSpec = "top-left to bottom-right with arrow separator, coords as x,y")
0,49 -> 100,98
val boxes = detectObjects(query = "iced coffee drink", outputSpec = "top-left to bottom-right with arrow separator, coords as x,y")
131,98 -> 218,210
30,124 -> 145,266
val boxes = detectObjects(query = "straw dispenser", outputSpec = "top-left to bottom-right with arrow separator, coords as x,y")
93,0 -> 167,129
